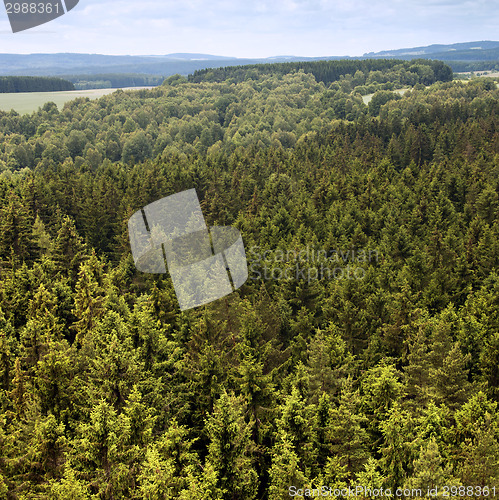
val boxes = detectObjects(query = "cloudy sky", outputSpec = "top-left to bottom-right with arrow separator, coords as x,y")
0,0 -> 497,57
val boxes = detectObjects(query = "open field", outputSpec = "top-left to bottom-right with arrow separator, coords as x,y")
362,88 -> 410,105
362,81 -> 499,104
455,70 -> 499,78
0,87 -> 156,114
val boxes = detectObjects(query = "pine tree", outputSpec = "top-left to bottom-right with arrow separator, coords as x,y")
326,387 -> 369,477
180,314 -> 234,430
51,215 -> 87,283
204,391 -> 258,500
452,392 -> 499,487
0,191 -> 34,261
137,446 -> 175,500
150,419 -> 200,495
49,465 -> 91,500
306,329 -> 339,403
457,427 -> 499,487
0,308 -> 14,392
237,353 -> 273,444
178,461 -> 222,500
34,337 -> 72,418
429,342 -> 471,410
362,363 -> 405,449
404,322 -> 432,408
318,455 -> 350,490
355,458 -> 386,493
9,358 -> 27,417
83,312 -> 141,411
380,403 -> 413,490
479,330 -> 499,400
404,438 -> 456,492
268,430 -> 309,500
74,399 -> 132,498
72,253 -> 108,343
20,283 -> 63,368
276,386 -> 317,476
31,214 -> 53,256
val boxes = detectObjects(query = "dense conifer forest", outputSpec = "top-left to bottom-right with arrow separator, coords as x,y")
0,77 -> 74,93
0,59 -> 499,498
188,59 -> 453,86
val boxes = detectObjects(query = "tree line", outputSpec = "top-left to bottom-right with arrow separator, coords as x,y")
0,76 -> 74,93
188,59 -> 453,86
63,74 -> 164,90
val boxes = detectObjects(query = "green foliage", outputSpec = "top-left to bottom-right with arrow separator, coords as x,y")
368,90 -> 401,116
49,465 -> 91,499
0,59 -> 498,497
0,76 -> 74,93
204,391 -> 258,499
189,59 -> 452,87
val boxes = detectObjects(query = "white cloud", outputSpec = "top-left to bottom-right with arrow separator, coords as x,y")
0,0 -> 496,57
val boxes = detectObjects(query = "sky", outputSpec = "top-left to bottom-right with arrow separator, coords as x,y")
0,0 -> 497,57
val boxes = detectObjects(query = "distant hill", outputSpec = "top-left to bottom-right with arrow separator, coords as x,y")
364,40 -> 499,58
155,53 -> 235,61
363,41 -> 499,72
0,42 -> 497,86
0,53 -> 332,77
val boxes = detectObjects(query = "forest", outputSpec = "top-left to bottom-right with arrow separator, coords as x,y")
63,74 -> 165,91
0,58 -> 499,498
188,59 -> 453,86
0,77 -> 74,94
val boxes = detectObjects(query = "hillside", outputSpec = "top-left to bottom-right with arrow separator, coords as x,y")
0,42 -> 496,80
364,40 -> 499,58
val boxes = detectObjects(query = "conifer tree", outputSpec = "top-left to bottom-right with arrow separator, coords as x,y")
429,342 -> 471,410
204,391 -> 258,499
49,465 -> 91,500
268,430 -> 309,500
276,386 -> 317,476
404,438 -> 456,492
51,215 -> 87,283
326,386 -> 370,477
72,253 -> 108,343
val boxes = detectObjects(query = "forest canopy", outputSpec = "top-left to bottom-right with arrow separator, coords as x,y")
0,59 -> 499,498
188,58 -> 453,86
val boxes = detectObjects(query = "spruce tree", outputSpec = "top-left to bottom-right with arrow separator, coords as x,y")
204,391 -> 258,500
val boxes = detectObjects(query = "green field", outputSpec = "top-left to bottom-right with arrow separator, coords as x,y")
0,87 -> 154,114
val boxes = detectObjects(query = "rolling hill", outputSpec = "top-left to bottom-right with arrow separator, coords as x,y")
0,41 -> 496,86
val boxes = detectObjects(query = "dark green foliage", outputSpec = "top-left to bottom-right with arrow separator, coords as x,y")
368,90 -> 401,116
189,59 -> 452,86
0,76 -> 73,93
65,73 -> 164,90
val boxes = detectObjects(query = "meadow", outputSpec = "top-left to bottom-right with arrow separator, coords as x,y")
0,86 -> 155,114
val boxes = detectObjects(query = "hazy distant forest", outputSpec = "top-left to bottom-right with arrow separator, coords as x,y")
0,77 -> 74,94
1,58 -> 499,498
